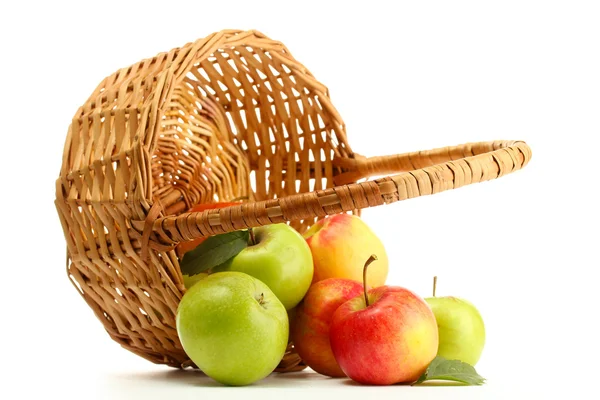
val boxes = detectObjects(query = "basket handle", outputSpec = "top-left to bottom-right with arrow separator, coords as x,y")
147,140 -> 531,245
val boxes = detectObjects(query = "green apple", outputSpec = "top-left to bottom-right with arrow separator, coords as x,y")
425,277 -> 486,366
176,271 -> 289,386
182,272 -> 208,289
212,224 -> 313,310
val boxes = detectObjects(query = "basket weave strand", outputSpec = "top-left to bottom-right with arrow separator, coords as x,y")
54,29 -> 531,371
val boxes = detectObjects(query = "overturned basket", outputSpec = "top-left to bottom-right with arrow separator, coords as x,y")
55,29 -> 531,371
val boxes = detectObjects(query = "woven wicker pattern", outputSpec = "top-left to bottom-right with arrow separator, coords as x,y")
55,29 -> 531,371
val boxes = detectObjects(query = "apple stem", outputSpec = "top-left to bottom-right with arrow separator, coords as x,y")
363,254 -> 378,307
433,276 -> 438,297
248,227 -> 256,246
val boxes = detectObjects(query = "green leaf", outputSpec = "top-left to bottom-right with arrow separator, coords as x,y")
414,356 -> 486,386
180,230 -> 249,276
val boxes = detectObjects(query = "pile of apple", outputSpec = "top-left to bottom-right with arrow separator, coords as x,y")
176,213 -> 485,386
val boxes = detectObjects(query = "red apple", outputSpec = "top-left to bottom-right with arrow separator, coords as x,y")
329,256 -> 438,385
291,278 -> 365,377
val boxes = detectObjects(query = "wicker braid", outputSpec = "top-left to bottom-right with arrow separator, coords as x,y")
55,29 -> 531,371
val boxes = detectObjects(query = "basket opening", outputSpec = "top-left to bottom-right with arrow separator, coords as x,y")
151,45 -> 352,227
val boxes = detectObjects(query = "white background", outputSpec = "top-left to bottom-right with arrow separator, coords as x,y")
1,1 -> 598,399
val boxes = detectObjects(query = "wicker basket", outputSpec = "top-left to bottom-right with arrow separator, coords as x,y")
55,29 -> 531,372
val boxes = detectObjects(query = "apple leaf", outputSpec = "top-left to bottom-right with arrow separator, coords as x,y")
414,356 -> 486,386
180,230 -> 249,276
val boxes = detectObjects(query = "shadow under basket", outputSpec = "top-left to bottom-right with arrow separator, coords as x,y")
54,29 -> 532,372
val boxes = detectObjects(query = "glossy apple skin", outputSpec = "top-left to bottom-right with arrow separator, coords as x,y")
425,296 -> 485,366
176,272 -> 289,386
303,214 -> 388,287
182,272 -> 208,289
291,278 -> 365,377
330,286 -> 438,385
213,224 -> 313,310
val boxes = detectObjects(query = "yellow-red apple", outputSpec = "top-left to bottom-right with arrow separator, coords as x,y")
291,278 -> 365,377
329,256 -> 438,385
303,214 -> 388,286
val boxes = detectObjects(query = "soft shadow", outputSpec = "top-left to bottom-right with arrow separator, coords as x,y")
412,380 -> 470,387
340,379 -> 468,387
113,369 -> 222,388
109,368 -> 340,389
113,369 -> 471,389
247,370 -> 339,388
340,379 -> 388,387
269,371 -> 340,382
